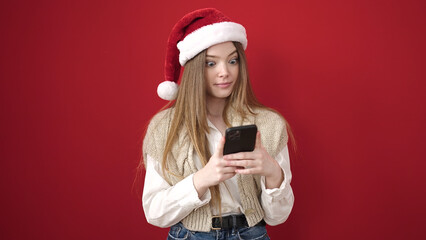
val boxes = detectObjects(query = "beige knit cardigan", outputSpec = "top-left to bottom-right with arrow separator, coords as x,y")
143,106 -> 288,232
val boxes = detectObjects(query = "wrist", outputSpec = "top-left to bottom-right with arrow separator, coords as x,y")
266,169 -> 283,182
193,170 -> 210,197
265,166 -> 284,189
266,160 -> 282,178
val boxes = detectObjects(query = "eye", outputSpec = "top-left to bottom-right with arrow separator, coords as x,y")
206,61 -> 215,67
229,58 -> 239,65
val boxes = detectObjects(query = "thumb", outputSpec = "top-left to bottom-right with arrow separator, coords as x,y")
255,131 -> 262,149
215,136 -> 225,157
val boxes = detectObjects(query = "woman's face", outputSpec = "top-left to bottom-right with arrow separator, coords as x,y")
204,41 -> 239,100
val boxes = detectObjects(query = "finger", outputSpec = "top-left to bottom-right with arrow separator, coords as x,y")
222,166 -> 238,173
222,172 -> 237,180
224,152 -> 254,160
224,172 -> 237,177
226,160 -> 253,168
215,136 -> 225,157
255,131 -> 262,149
235,168 -> 257,175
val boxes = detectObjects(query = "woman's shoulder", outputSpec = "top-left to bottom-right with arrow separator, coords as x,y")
143,108 -> 174,159
146,107 -> 175,133
142,108 -> 173,165
251,107 -> 288,157
150,107 -> 174,122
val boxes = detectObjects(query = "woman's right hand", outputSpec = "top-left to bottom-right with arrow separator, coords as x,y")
193,136 -> 237,198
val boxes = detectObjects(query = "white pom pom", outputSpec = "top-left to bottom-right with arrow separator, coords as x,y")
157,81 -> 178,100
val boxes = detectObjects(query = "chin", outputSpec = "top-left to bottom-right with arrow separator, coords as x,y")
206,89 -> 228,98
214,91 -> 233,99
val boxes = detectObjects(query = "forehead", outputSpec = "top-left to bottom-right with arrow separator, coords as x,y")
206,42 -> 237,56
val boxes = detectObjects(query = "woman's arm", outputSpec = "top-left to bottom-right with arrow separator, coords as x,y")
142,155 -> 211,228
259,145 -> 294,225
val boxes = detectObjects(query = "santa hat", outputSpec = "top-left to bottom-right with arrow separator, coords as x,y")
157,8 -> 248,100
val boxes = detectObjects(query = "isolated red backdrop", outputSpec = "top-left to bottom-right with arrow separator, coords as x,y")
1,0 -> 425,239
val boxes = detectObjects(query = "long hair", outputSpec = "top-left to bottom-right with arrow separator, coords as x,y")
161,42 -> 264,215
133,42 -> 296,215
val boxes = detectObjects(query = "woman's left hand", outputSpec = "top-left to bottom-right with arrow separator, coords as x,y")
223,131 -> 284,189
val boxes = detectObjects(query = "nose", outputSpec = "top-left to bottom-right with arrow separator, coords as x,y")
218,62 -> 229,78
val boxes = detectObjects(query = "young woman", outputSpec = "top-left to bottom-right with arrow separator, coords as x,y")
139,8 -> 294,240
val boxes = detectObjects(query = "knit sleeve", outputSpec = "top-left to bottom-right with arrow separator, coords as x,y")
142,109 -> 173,166
255,109 -> 289,159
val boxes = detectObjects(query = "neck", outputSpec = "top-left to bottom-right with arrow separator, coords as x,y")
206,96 -> 227,118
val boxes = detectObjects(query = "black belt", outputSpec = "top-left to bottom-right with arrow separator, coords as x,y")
211,215 -> 266,230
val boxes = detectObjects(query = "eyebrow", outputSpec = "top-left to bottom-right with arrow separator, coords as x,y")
206,50 -> 238,58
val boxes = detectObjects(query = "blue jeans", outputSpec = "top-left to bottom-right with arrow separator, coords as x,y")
167,222 -> 270,240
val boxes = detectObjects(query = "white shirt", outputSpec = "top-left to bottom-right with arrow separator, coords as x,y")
142,120 -> 294,228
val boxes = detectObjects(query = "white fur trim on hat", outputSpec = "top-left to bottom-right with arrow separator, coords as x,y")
157,81 -> 178,100
177,22 -> 247,66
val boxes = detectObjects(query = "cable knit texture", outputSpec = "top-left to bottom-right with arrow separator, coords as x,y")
143,106 -> 288,232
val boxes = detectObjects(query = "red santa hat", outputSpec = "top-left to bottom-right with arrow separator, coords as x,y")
157,8 -> 248,100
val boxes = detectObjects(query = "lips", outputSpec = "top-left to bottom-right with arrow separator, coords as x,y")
214,82 -> 232,88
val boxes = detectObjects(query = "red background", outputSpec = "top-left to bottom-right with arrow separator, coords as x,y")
1,0 -> 425,239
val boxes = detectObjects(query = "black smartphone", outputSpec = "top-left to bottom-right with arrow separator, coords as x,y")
223,124 -> 258,155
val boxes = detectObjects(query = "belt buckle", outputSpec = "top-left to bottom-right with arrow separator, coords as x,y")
211,215 -> 221,230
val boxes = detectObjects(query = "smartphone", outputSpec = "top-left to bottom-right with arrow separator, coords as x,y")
223,124 -> 257,155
